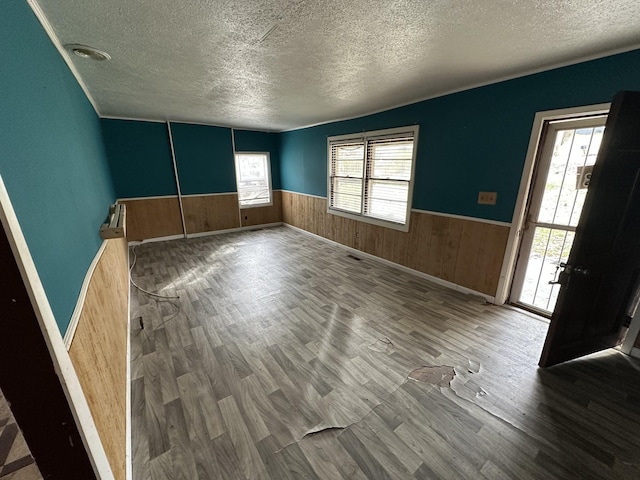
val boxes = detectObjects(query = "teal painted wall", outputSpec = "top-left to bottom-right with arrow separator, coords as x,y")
0,1 -> 115,333
101,119 -> 176,198
280,48 -> 640,223
171,123 -> 236,195
234,130 -> 282,190
102,120 -> 282,196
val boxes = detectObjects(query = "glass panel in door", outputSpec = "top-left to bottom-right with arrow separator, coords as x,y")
512,117 -> 606,315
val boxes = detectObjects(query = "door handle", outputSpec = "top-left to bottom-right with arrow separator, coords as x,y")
549,263 -> 590,285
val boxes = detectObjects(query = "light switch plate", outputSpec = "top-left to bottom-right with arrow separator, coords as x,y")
478,191 -> 497,205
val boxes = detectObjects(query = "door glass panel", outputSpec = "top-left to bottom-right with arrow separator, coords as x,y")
513,117 -> 606,315
519,227 -> 575,311
569,126 -> 604,226
538,127 -> 605,227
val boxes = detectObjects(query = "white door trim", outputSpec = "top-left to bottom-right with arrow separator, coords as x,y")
509,116 -> 607,312
0,175 -> 113,479
621,307 -> 640,355
494,103 -> 611,306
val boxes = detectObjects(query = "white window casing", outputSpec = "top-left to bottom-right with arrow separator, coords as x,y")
235,152 -> 273,208
327,125 -> 419,232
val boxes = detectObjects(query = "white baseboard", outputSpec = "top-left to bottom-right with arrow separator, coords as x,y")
128,233 -> 184,245
64,240 -> 108,349
127,223 -> 284,244
283,224 -> 496,303
186,222 -> 283,239
631,347 -> 640,360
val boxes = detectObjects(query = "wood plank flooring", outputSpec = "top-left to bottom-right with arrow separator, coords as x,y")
0,389 -> 41,479
130,226 -> 640,479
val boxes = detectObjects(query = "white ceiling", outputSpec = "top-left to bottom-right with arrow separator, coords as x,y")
31,0 -> 640,131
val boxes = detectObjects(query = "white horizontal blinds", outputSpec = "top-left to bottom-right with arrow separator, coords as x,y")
329,140 -> 365,213
364,133 -> 414,224
236,153 -> 271,206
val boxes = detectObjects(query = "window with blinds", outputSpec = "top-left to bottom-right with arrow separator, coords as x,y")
235,152 -> 272,208
329,141 -> 365,213
327,126 -> 419,230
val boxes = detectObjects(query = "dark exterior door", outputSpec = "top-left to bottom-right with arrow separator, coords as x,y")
0,218 -> 97,478
539,91 -> 640,367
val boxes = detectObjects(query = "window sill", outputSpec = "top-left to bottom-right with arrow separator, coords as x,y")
239,201 -> 273,209
327,207 -> 410,232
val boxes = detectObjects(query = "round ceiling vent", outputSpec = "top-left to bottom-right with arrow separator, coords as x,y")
65,44 -> 111,61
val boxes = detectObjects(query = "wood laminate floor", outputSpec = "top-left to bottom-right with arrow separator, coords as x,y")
0,389 -> 41,479
129,226 -> 640,479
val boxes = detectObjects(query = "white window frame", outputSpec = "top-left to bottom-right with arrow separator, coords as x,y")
234,151 -> 273,209
327,125 -> 419,232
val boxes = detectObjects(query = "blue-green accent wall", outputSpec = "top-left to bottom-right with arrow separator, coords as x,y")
102,120 -> 282,196
280,48 -> 640,223
171,123 -> 237,195
234,130 -> 282,190
0,1 -> 115,333
101,119 -> 176,198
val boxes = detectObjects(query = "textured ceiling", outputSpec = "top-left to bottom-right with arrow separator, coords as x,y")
31,0 -> 640,131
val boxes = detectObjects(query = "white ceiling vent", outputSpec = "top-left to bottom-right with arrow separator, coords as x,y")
65,44 -> 111,61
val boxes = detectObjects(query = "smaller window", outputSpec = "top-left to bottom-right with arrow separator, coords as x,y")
234,152 -> 272,208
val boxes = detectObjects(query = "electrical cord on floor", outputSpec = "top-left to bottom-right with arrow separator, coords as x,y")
130,244 -> 180,300
130,243 -> 184,333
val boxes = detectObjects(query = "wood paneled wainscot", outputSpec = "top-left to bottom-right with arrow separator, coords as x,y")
182,193 -> 241,234
68,237 -> 129,480
121,192 -> 284,241
241,190 -> 283,227
281,191 -> 509,297
119,196 -> 183,241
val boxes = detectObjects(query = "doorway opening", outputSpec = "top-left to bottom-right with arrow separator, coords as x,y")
510,115 -> 607,316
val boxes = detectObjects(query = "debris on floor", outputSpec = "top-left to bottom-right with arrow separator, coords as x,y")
302,425 -> 347,439
368,337 -> 395,354
408,365 -> 456,387
467,359 -> 481,374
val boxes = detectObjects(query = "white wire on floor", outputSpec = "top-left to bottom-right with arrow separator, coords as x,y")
130,243 -> 183,331
130,244 -> 180,300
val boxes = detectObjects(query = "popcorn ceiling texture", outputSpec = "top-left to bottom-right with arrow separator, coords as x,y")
34,0 -> 640,130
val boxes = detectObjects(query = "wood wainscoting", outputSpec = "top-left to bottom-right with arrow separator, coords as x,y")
281,191 -> 509,297
68,237 -> 129,480
182,193 -> 240,234
121,192 -> 285,241
119,196 -> 183,241
241,190 -> 283,227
